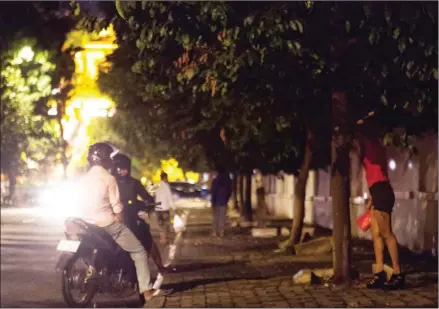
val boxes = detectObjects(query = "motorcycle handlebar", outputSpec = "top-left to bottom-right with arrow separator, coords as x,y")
142,202 -> 162,212
144,202 -> 161,206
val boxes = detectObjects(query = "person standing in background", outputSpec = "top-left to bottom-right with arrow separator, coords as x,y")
211,167 -> 232,238
155,172 -> 175,245
355,118 -> 404,290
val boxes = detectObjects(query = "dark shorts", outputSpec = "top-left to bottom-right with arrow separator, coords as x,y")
156,211 -> 170,232
370,181 -> 395,214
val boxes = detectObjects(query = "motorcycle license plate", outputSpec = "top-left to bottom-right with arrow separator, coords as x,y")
56,240 -> 80,253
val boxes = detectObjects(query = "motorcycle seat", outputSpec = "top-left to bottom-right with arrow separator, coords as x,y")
65,218 -> 120,252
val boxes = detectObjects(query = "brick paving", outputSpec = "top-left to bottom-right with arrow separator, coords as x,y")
158,208 -> 438,308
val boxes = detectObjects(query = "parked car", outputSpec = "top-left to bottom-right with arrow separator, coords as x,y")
169,182 -> 210,209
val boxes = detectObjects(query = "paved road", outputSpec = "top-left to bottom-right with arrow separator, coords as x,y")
0,207 -> 164,308
2,207 -> 437,308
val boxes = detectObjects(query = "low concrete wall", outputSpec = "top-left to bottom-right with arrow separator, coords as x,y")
313,194 -> 438,253
254,135 -> 438,253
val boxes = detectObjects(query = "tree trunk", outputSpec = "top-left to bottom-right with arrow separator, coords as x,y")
279,128 -> 314,250
255,172 -> 269,219
243,173 -> 253,222
58,121 -> 68,179
232,173 -> 239,211
7,168 -> 16,199
331,91 -> 352,284
239,174 -> 245,216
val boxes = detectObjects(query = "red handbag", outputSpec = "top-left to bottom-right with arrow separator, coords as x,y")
357,209 -> 372,232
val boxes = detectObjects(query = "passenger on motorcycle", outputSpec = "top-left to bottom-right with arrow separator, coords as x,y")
112,153 -> 168,275
80,143 -> 163,303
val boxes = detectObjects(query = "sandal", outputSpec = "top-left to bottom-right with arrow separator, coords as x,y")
366,271 -> 386,289
383,273 -> 405,290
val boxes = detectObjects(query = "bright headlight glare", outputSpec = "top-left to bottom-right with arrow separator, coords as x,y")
38,181 -> 82,221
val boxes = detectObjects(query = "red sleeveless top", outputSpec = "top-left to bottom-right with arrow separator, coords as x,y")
362,139 -> 389,188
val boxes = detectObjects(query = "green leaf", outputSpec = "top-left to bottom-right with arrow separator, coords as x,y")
73,5 -> 80,16
244,16 -> 254,26
132,61 -> 143,74
345,21 -> 351,33
182,34 -> 190,45
289,20 -> 297,31
398,40 -> 406,53
393,27 -> 401,39
184,67 -> 195,80
234,27 -> 240,40
296,20 -> 303,33
177,73 -> 183,82
380,94 -> 388,106
383,133 -> 393,145
433,69 -> 438,80
128,16 -> 136,28
147,30 -> 153,42
369,29 -> 376,44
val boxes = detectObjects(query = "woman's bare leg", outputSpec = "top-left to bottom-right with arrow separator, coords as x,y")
375,210 -> 401,274
371,209 -> 385,273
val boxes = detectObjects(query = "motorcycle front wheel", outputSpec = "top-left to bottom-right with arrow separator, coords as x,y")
61,254 -> 98,308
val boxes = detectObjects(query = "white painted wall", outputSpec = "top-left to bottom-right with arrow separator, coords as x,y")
253,135 -> 438,253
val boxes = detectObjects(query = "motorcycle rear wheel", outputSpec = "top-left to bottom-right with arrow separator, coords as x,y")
61,254 -> 98,308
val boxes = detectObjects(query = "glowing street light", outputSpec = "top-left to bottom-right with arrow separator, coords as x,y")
18,46 -> 34,62
389,159 -> 397,171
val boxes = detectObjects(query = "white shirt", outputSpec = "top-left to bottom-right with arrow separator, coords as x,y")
80,165 -> 124,227
155,181 -> 174,211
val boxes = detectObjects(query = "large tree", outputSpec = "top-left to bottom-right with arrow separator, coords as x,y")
0,2 -> 76,191
77,0 -> 437,284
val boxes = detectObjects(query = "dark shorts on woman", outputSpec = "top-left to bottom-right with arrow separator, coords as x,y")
370,181 -> 395,214
156,211 -> 170,232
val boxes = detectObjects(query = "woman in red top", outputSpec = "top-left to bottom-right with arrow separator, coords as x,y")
355,119 -> 404,290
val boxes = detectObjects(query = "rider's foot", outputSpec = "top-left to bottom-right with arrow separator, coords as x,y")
143,289 -> 156,301
161,264 -> 174,273
153,273 -> 164,290
163,261 -> 171,268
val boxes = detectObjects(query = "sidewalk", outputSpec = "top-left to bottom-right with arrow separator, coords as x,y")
159,208 -> 438,308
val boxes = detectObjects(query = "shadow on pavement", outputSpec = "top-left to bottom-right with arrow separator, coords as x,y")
16,298 -> 142,308
171,261 -> 245,273
10,300 -> 67,308
1,242 -> 55,250
162,276 -> 268,294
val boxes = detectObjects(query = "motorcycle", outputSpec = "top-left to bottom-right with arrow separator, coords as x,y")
55,202 -> 161,308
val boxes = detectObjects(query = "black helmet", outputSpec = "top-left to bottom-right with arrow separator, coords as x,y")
87,142 -> 114,169
112,153 -> 131,178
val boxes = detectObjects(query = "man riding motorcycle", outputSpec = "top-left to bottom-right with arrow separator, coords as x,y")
112,153 -> 168,275
80,143 -> 163,304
